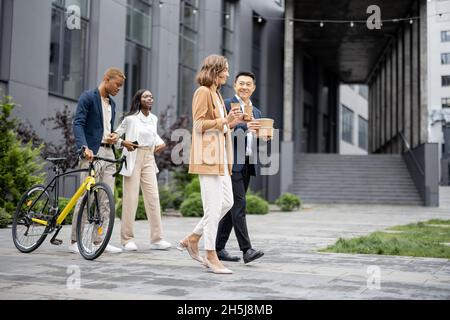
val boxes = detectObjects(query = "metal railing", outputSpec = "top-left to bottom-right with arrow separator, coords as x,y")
397,131 -> 425,176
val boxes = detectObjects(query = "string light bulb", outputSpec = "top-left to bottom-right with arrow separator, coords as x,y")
225,14 -> 230,20
258,16 -> 263,23
409,19 -> 413,24
350,21 -> 354,27
320,21 -> 324,27
159,1 -> 163,8
192,8 -> 197,15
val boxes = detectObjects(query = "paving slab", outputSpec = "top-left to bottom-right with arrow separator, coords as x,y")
1,192 -> 450,300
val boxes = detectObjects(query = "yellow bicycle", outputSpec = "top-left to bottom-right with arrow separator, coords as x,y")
12,150 -> 126,260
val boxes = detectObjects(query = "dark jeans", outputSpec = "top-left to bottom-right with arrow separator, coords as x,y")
215,162 -> 254,253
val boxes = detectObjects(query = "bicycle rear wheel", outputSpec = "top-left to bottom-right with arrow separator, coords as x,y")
12,185 -> 51,253
76,182 -> 115,260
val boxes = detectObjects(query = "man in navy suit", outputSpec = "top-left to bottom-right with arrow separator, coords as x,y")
69,67 -> 125,254
216,71 -> 265,264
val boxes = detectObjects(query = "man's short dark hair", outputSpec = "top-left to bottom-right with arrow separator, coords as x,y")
235,71 -> 256,84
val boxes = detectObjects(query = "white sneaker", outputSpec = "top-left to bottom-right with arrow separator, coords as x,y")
104,244 -> 123,253
122,241 -> 138,251
69,242 -> 79,254
150,239 -> 172,250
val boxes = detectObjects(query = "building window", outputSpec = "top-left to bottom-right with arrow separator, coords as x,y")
358,85 -> 368,100
358,116 -> 368,151
274,0 -> 283,6
49,0 -> 90,100
442,53 -> 450,65
341,105 -> 353,144
443,97 -> 450,109
178,0 -> 199,117
124,0 -> 152,112
443,75 -> 450,87
222,0 -> 235,98
442,30 -> 450,42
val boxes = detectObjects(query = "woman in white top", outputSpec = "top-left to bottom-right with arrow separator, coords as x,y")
112,89 -> 171,251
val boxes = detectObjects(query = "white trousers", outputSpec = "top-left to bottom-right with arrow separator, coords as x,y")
193,150 -> 234,250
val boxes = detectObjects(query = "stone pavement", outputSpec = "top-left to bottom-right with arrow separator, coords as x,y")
1,191 -> 450,300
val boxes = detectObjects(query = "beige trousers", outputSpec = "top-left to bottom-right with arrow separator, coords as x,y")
71,147 -> 116,242
121,147 -> 163,245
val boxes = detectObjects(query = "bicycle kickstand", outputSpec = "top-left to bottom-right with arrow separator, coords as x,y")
50,226 -> 63,246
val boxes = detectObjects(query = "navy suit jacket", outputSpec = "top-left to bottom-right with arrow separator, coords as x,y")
73,88 -> 116,155
225,96 -> 262,175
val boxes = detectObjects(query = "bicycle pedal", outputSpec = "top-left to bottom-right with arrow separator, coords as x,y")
50,238 -> 63,246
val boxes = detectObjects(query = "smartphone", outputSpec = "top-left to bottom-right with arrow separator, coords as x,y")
132,141 -> 139,148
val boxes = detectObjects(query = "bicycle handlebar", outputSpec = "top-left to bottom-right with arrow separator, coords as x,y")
79,146 -> 127,177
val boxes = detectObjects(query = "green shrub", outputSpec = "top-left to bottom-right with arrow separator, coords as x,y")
158,185 -> 184,212
184,177 -> 200,198
172,166 -> 195,188
180,192 -> 203,217
159,185 -> 172,212
116,195 -> 148,220
0,207 -> 12,228
0,96 -> 46,213
246,194 -> 269,215
170,190 -> 184,210
275,192 -> 302,211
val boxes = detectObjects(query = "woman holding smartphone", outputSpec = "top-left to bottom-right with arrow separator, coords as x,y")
112,89 -> 171,251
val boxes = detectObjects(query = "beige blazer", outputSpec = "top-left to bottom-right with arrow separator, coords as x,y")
188,86 -> 233,176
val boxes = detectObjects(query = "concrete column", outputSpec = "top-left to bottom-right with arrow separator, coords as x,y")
369,81 -> 374,152
411,16 -> 420,148
398,26 -> 404,152
281,0 -> 294,193
419,0 -> 428,145
316,67 -> 324,152
283,0 -> 294,143
392,41 -> 398,152
386,52 -> 392,151
381,59 -> 386,148
404,23 -> 412,147
376,70 -> 381,151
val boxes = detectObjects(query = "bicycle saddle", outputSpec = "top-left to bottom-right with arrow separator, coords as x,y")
46,157 -> 67,163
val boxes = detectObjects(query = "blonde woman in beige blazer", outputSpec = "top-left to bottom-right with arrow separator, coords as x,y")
177,55 -> 242,274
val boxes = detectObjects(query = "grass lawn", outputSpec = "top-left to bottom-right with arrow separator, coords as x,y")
320,219 -> 450,259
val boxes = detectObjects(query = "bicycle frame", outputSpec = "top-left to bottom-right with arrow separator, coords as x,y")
30,167 -> 96,227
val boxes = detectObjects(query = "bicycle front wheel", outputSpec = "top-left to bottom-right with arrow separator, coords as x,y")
12,185 -> 51,253
76,182 -> 115,260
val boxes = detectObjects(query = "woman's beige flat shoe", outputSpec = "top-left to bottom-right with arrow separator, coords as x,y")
204,258 -> 233,274
177,239 -> 204,264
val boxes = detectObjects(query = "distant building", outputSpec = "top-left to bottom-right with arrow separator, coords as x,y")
428,0 -> 450,184
0,0 -> 284,198
339,85 -> 369,155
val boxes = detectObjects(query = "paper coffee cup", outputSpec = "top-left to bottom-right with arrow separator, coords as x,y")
255,118 -> 274,138
244,104 -> 253,121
